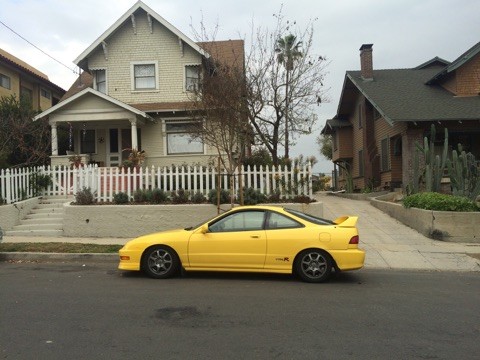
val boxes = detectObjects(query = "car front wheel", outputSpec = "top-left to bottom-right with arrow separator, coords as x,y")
295,249 -> 332,283
142,246 -> 180,279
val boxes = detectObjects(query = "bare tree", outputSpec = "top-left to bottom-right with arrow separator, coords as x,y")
0,95 -> 50,168
245,9 -> 328,164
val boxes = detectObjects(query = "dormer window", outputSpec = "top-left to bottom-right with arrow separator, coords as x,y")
131,61 -> 158,91
95,69 -> 106,94
185,65 -> 201,92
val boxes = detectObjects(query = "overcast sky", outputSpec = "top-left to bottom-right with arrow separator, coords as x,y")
1,0 -> 478,173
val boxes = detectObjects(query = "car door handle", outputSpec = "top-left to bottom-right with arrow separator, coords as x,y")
250,235 -> 260,238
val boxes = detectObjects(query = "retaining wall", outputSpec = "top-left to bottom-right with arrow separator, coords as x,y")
371,194 -> 479,243
63,202 -> 323,238
0,197 -> 40,231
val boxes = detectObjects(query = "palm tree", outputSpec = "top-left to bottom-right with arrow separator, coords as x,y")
275,34 -> 303,159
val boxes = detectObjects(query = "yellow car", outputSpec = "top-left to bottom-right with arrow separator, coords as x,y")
118,205 -> 365,283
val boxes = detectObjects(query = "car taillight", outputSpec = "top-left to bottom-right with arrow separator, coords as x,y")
349,235 -> 359,244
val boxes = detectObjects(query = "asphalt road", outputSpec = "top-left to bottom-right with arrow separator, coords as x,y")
1,262 -> 479,360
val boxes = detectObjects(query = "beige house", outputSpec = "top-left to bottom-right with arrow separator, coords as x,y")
0,48 -> 65,111
34,1 -> 244,168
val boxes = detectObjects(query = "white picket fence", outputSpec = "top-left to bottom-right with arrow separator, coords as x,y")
0,164 -> 312,204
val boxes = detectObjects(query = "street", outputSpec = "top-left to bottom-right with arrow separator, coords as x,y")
1,262 -> 479,360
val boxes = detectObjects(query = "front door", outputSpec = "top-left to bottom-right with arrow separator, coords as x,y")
107,128 -> 122,167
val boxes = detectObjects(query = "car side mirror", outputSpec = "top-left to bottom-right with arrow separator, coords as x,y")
200,224 -> 209,234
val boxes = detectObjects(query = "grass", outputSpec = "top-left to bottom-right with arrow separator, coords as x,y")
0,243 -> 122,253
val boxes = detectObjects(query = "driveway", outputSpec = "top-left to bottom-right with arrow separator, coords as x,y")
315,192 -> 480,272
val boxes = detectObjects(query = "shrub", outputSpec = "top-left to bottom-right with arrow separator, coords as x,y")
208,189 -> 230,205
292,194 -> 314,203
171,189 -> 189,204
29,172 -> 52,196
241,187 -> 266,205
113,192 -> 130,204
402,192 -> 477,212
151,188 -> 168,204
133,189 -> 153,203
191,191 -> 207,204
75,187 -> 95,205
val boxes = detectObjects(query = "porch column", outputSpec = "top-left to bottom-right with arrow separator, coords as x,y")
130,119 -> 138,150
51,122 -> 58,156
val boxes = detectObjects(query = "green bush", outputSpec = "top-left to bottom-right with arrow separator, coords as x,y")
75,187 -> 95,205
151,188 -> 168,204
191,191 -> 206,204
171,189 -> 189,204
208,189 -> 230,205
29,172 -> 52,196
241,187 -> 266,205
133,189 -> 151,203
113,192 -> 130,204
292,195 -> 314,203
403,192 -> 478,212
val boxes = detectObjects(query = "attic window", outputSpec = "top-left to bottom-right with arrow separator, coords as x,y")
40,88 -> 51,99
95,70 -> 106,94
185,65 -> 201,91
131,62 -> 158,90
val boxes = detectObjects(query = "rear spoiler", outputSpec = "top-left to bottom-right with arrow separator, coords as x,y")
333,216 -> 358,227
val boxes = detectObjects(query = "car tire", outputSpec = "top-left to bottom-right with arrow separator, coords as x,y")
142,246 -> 180,279
295,249 -> 332,283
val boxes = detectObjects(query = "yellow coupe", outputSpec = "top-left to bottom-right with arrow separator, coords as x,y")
118,205 -> 365,283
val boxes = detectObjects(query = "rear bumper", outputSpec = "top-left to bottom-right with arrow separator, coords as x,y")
329,249 -> 365,271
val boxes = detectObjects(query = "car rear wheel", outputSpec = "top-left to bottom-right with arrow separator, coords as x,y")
295,249 -> 332,283
142,246 -> 180,279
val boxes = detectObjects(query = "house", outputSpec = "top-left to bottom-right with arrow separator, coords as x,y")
0,48 -> 65,110
322,42 -> 480,191
34,0 -> 245,168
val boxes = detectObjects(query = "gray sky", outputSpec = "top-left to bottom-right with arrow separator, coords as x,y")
1,0 -> 478,173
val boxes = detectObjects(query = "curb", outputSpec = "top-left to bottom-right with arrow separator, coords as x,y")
0,252 -> 118,263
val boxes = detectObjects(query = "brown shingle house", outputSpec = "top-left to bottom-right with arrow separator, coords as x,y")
322,42 -> 480,191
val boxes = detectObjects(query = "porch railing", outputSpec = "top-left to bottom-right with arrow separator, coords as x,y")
0,164 -> 313,204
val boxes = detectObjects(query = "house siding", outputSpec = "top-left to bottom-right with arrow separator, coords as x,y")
88,9 -> 201,105
332,127 -> 353,161
455,51 -> 480,96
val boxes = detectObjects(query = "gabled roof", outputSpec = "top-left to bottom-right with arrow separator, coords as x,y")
427,41 -> 480,84
74,0 -> 209,68
414,56 -> 450,70
321,117 -> 351,135
34,87 -> 151,121
0,48 -> 65,93
343,67 -> 480,124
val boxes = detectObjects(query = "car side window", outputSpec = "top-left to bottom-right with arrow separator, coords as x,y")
209,211 -> 265,232
267,211 -> 303,230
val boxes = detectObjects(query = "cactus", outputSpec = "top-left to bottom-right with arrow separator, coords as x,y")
414,124 -> 448,193
447,145 -> 480,201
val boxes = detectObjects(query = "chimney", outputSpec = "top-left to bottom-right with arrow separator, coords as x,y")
360,44 -> 373,80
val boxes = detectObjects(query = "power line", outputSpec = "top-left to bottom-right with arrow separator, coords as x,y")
0,19 -> 78,74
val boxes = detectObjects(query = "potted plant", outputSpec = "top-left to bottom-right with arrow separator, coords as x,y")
68,154 -> 83,169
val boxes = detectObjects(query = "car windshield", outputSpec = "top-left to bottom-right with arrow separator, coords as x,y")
284,208 -> 335,225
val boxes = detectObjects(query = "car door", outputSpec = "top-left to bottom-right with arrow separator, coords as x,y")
188,210 -> 267,269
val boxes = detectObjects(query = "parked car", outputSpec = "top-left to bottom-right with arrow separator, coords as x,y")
118,205 -> 365,283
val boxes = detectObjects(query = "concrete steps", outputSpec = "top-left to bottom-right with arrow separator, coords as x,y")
6,196 -> 72,237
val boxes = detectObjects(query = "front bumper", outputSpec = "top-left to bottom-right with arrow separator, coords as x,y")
118,248 -> 142,271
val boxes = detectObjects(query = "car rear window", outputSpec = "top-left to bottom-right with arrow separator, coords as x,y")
285,208 -> 335,225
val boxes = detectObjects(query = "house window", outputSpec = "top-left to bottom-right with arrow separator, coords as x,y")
40,88 -> 51,99
381,138 -> 390,171
165,121 -> 204,155
185,65 -> 200,91
358,150 -> 364,177
81,129 -> 96,154
0,74 -> 11,89
20,86 -> 33,106
132,62 -> 157,90
358,104 -> 363,129
95,70 -> 106,94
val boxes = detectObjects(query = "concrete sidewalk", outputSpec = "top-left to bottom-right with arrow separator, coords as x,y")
317,192 -> 480,272
2,193 -> 480,272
